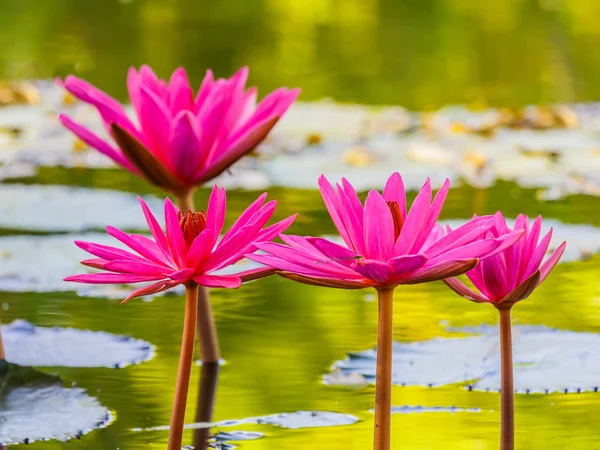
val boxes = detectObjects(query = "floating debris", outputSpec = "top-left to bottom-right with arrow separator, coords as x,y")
2,319 -> 154,368
0,361 -> 112,445
306,133 -> 323,147
343,146 -> 375,167
327,325 -> 600,394
0,82 -> 41,106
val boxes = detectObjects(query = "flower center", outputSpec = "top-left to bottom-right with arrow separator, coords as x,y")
387,201 -> 404,241
178,209 -> 207,247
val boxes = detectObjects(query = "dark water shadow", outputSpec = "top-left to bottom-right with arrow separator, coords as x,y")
192,362 -> 220,450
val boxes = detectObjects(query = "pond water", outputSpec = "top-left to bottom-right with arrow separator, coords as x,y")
2,1 -> 600,449
2,172 -> 600,449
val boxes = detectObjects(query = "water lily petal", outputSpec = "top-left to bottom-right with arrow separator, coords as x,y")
443,277 -> 489,303
410,179 -> 450,253
58,114 -> 136,172
138,85 -> 172,160
236,266 -> 279,282
307,237 -> 360,261
404,259 -> 478,284
539,241 -> 567,283
169,110 -> 203,181
424,216 -> 492,257
199,115 -> 280,182
221,193 -> 267,242
205,186 -> 226,245
387,254 -> 428,276
193,274 -> 241,289
522,228 -> 553,281
353,259 -> 392,283
193,69 -> 215,112
394,178 -> 432,255
103,259 -> 169,276
382,172 -> 406,218
168,268 -> 195,281
64,273 -> 164,284
318,175 -> 354,251
278,272 -> 369,289
338,184 -> 366,255
254,242 -> 358,277
164,197 -> 187,266
187,229 -> 214,269
105,226 -> 171,267
168,67 -> 194,114
122,279 -> 182,304
138,197 -> 171,260
363,190 -> 394,261
498,270 -> 541,307
74,240 -> 148,264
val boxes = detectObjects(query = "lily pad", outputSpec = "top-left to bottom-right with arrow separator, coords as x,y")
387,406 -> 481,414
0,184 -> 161,233
213,431 -> 263,441
135,410 -> 359,432
326,325 -> 600,394
0,361 -> 112,445
3,319 -> 154,368
253,411 -> 359,429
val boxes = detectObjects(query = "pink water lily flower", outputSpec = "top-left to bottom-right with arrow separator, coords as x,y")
444,213 -> 566,309
442,214 -> 566,450
246,172 -> 524,450
58,66 -> 299,196
248,173 -> 523,289
64,186 -> 296,302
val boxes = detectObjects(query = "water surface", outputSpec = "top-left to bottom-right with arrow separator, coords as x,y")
2,177 -> 600,449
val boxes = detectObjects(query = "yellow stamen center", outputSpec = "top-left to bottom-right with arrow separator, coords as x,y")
178,209 -> 207,247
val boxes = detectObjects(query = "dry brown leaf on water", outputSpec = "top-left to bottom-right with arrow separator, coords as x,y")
0,82 -> 41,106
343,146 -> 375,167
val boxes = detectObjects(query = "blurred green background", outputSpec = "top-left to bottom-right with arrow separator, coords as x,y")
2,0 -> 600,108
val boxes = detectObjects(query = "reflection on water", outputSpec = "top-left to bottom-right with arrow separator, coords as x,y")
2,0 -> 600,108
193,363 -> 219,450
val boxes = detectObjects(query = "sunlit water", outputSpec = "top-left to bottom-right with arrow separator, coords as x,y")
2,171 -> 600,449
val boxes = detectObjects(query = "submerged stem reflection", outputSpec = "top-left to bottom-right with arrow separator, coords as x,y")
193,362 -> 220,450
